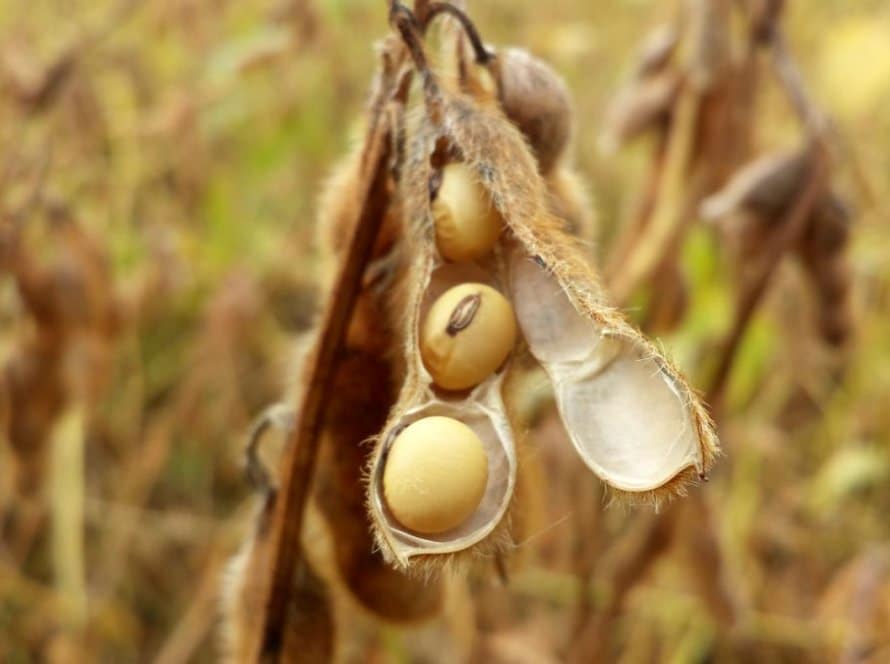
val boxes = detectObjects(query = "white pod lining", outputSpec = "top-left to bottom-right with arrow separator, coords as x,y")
367,252 -> 518,567
368,382 -> 516,564
509,248 -> 705,493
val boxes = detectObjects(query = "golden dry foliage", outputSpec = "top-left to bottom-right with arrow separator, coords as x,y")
1,0 -> 889,662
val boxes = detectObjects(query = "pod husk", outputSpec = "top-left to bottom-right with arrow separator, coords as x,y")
369,46 -> 717,571
433,87 -> 719,504
311,144 -> 445,619
366,111 -> 519,573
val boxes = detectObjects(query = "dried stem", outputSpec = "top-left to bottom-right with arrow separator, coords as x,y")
770,27 -> 827,136
154,546 -> 228,664
607,81 -> 702,304
706,147 -> 827,411
568,507 -> 677,663
424,2 -> 493,64
605,132 -> 670,279
390,3 -> 442,110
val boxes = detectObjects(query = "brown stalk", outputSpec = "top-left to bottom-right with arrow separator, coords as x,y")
605,131 -> 670,278
706,149 -> 827,410
154,544 -> 229,664
769,28 -> 826,136
246,67 -> 398,664
582,3 -> 834,655
568,507 -> 677,663
423,2 -> 493,64
707,14 -> 832,408
607,81 -> 703,305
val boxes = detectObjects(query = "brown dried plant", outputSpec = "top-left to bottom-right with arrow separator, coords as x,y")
231,1 -> 722,659
220,435 -> 335,663
2,204 -> 122,551
566,1 -> 857,659
361,3 -> 715,579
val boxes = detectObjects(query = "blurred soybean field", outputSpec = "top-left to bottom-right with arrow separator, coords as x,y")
2,0 -> 890,662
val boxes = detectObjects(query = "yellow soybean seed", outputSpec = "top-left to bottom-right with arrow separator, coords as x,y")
432,163 -> 503,262
383,416 -> 489,534
421,283 -> 517,391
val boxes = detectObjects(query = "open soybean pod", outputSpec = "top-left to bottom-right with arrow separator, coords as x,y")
307,39 -> 447,619
366,108 -> 519,571
367,5 -> 717,575
442,91 -> 719,504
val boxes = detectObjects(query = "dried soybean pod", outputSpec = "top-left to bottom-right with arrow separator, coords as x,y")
700,148 -> 854,347
311,136 -> 444,619
699,148 -> 812,224
599,70 -> 682,154
366,110 -> 518,573
442,23 -> 592,238
220,493 -> 335,663
433,11 -> 571,174
800,194 -> 855,346
598,23 -> 681,154
492,48 -> 573,174
437,89 -> 718,502
634,23 -> 680,77
313,350 -> 444,621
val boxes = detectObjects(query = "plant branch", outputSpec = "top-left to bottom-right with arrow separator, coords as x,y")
390,2 -> 441,108
568,507 -> 677,663
424,2 -> 493,64
770,27 -> 827,136
706,147 -> 827,411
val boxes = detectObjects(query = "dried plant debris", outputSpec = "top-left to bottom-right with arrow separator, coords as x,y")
445,18 -> 594,237
699,148 -> 814,226
634,23 -> 680,77
701,145 -> 854,346
365,4 -> 718,573
600,69 -> 682,154
2,211 -> 121,497
599,23 -> 682,154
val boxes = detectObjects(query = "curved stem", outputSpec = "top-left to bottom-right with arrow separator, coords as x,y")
389,2 -> 442,112
424,2 -> 493,64
243,404 -> 296,494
